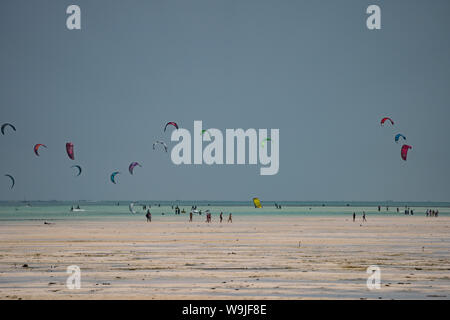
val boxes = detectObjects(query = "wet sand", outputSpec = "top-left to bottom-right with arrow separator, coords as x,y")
0,215 -> 449,299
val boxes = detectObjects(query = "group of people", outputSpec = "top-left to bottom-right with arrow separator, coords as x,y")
362,206 -> 441,218
376,206 -> 441,217
188,211 -> 232,223
426,209 -> 439,217
377,205 -> 417,215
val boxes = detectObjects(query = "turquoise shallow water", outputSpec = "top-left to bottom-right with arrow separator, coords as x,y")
0,201 -> 449,221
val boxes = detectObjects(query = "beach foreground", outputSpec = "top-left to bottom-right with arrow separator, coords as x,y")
0,215 -> 449,299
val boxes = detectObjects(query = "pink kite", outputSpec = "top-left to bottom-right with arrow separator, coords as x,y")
128,162 -> 142,175
66,142 -> 75,160
401,145 -> 412,161
381,117 -> 394,126
164,122 -> 179,132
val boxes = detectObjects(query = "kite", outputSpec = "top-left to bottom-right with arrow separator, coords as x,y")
66,142 -> 75,160
128,162 -> 142,175
261,138 -> 271,148
164,122 -> 179,132
401,145 -> 412,161
201,129 -> 212,139
4,174 -> 15,189
34,144 -> 47,156
1,123 -> 16,135
110,171 -> 120,184
395,134 -> 406,143
153,141 -> 168,152
253,197 -> 262,208
381,117 -> 394,126
71,165 -> 82,176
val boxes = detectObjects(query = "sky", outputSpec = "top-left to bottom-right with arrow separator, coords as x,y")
1,0 -> 450,201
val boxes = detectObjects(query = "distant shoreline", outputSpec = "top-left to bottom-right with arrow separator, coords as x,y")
1,200 -> 450,208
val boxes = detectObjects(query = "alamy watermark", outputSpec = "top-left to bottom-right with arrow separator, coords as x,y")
366,265 -> 381,290
66,265 -> 81,289
170,121 -> 279,175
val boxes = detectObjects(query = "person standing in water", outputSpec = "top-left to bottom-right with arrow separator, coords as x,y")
353,212 -> 356,222
146,209 -> 151,222
228,213 -> 232,223
220,212 -> 223,223
362,212 -> 367,222
189,211 -> 193,222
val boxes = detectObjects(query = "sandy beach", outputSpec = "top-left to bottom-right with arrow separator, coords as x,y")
0,215 -> 449,299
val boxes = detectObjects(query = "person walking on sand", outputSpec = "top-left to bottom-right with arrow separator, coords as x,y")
146,209 -> 151,222
220,212 -> 223,223
353,212 -> 356,222
189,211 -> 193,222
362,212 -> 367,222
228,213 -> 232,223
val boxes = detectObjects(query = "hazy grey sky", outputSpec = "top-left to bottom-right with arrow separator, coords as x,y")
1,0 -> 449,201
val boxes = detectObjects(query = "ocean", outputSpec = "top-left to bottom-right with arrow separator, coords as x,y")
0,201 -> 449,221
